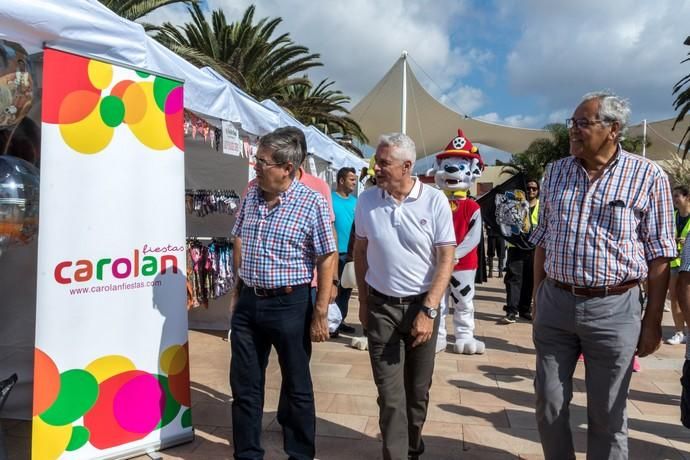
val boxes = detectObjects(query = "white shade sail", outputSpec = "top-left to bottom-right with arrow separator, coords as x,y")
351,56 -> 552,158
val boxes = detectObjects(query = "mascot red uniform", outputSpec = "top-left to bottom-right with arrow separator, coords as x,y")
428,130 -> 485,354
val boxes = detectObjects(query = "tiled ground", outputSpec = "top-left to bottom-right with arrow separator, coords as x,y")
3,276 -> 690,459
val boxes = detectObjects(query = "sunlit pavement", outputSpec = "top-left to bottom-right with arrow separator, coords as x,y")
3,276 -> 690,459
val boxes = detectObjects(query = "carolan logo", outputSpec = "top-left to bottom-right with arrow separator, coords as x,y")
54,244 -> 182,285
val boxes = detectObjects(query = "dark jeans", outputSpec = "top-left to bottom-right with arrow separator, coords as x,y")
335,254 -> 352,321
504,247 -> 534,315
230,284 -> 315,460
366,293 -> 440,460
486,235 -> 506,270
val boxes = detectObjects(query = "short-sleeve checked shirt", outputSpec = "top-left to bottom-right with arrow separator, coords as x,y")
529,147 -> 676,287
232,179 -> 336,289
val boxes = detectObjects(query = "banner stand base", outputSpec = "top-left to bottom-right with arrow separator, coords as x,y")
92,429 -> 195,460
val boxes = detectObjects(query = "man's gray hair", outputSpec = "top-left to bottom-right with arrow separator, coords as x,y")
378,133 -> 416,164
581,91 -> 631,140
258,127 -> 307,178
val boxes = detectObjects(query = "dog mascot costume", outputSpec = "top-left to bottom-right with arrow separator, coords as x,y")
428,130 -> 485,354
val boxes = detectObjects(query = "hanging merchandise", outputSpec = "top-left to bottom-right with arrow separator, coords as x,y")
185,189 -> 239,217
186,238 -> 234,309
183,110 -> 218,145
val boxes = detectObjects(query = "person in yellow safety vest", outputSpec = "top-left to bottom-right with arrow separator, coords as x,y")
502,178 -> 540,324
666,185 -> 690,345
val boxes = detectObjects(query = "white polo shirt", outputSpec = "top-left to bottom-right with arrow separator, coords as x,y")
355,178 -> 456,297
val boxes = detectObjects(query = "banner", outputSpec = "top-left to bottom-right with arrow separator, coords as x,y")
221,120 -> 241,156
477,172 -> 535,250
33,48 -> 192,459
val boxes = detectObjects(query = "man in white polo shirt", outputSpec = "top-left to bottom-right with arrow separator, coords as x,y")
354,133 -> 456,460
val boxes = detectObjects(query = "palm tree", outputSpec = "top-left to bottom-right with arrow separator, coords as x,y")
501,123 -> 569,179
153,4 -> 321,101
98,0 -> 196,30
673,36 -> 690,160
276,79 -> 367,143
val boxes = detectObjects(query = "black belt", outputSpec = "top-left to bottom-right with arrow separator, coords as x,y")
368,287 -> 425,305
550,278 -> 639,298
244,283 -> 309,298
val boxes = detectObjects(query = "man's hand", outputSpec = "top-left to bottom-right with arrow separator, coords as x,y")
310,310 -> 329,342
411,311 -> 434,347
636,319 -> 662,357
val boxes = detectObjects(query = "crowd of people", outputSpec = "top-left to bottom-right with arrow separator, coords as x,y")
226,91 -> 690,460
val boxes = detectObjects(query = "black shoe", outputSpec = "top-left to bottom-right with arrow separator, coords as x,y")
520,311 -> 533,321
329,330 -> 340,339
338,323 -> 356,334
501,313 -> 517,324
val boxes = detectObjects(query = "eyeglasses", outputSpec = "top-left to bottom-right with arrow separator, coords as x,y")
255,157 -> 285,168
565,118 -> 612,130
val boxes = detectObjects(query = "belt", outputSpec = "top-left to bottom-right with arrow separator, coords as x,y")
245,283 -> 308,298
550,278 -> 639,298
368,287 -> 425,305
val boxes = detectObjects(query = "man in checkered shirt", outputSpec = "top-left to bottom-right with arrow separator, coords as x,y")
229,127 -> 337,460
530,91 -> 675,459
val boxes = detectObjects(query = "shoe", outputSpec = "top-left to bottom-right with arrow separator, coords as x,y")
501,313 -> 517,324
665,331 -> 686,345
632,355 -> 641,372
520,311 -> 533,321
329,330 -> 340,339
338,323 -> 356,334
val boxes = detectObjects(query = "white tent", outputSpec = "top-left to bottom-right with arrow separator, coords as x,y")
261,99 -> 367,171
627,117 -> 690,161
351,54 -> 551,158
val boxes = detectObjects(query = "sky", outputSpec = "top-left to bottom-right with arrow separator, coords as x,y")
144,0 -> 690,163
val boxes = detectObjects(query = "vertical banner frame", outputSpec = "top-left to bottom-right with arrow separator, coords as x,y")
33,47 -> 193,459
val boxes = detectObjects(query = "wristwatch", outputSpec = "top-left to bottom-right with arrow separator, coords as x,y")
420,305 -> 438,319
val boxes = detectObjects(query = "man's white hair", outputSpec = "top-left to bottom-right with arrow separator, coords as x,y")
378,133 -> 416,164
581,91 -> 631,140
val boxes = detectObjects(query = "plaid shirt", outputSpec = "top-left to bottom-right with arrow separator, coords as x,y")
530,147 -> 675,287
232,179 -> 336,288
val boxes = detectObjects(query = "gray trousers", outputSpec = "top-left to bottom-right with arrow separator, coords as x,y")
367,294 -> 440,460
533,279 -> 642,460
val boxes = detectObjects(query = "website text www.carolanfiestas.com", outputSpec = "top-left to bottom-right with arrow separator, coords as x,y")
68,280 -> 162,296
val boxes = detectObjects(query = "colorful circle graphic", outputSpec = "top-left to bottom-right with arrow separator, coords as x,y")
113,373 -> 163,433
33,348 -> 60,416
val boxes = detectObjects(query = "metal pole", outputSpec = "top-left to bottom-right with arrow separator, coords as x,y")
401,50 -> 408,134
642,119 -> 647,158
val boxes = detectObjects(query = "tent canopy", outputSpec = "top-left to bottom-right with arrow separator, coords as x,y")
352,54 -> 690,161
351,56 -> 551,159
0,0 -> 367,170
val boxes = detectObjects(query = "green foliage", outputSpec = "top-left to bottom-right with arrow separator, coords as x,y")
620,135 -> 649,154
276,78 -> 367,143
501,123 -> 569,179
673,36 -> 690,160
98,0 -> 196,30
152,4 -> 365,142
153,4 -> 321,101
660,152 -> 690,188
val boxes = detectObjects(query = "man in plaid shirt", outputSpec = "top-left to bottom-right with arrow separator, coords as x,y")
230,127 -> 337,460
530,91 -> 675,459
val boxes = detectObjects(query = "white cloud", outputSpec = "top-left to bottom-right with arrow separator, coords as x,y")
502,0 -> 690,122
440,85 -> 486,114
476,112 -> 542,128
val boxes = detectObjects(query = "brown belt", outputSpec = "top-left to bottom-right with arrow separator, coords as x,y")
550,278 -> 639,298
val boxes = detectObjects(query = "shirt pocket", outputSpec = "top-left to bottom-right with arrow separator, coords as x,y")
604,204 -> 639,241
